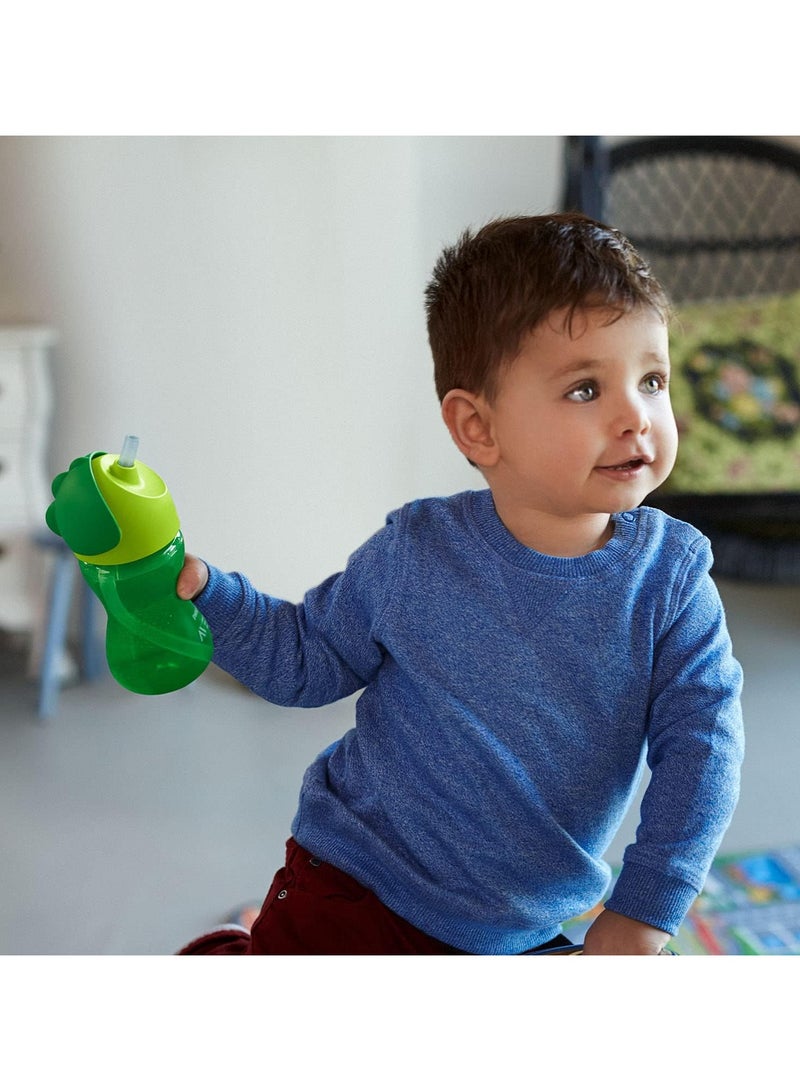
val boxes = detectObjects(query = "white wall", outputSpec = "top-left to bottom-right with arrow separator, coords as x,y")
0,135 -> 561,598
3,134 -> 800,850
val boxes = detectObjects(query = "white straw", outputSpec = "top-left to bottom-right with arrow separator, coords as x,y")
118,434 -> 140,467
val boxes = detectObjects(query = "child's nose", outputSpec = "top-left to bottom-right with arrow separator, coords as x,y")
613,392 -> 651,436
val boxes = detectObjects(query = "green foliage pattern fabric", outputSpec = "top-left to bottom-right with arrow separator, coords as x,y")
666,291 -> 800,493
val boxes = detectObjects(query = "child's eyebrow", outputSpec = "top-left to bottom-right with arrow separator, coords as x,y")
551,350 -> 668,379
552,357 -> 604,377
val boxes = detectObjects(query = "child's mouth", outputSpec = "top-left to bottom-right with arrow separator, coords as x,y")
605,459 -> 644,471
596,457 -> 650,478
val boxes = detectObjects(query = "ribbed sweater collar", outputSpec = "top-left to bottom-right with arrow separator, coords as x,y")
466,489 -> 642,579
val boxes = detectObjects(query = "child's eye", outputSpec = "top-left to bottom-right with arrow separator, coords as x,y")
641,373 -> 668,396
566,381 -> 598,403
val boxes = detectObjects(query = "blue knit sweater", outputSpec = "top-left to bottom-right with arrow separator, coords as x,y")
196,490 -> 744,954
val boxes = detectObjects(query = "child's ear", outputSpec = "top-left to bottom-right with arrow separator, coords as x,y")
441,389 -> 499,467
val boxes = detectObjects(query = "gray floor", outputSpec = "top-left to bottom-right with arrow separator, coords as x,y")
1,653 -> 353,955
2,577 -> 799,954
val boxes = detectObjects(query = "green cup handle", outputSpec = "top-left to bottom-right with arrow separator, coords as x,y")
96,566 -> 213,662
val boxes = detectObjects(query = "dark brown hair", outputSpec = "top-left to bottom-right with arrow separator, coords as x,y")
425,212 -> 671,403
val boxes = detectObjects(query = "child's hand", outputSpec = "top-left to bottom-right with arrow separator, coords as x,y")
582,908 -> 671,955
176,553 -> 209,601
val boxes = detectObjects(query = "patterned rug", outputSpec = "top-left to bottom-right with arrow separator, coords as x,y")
565,847 -> 800,955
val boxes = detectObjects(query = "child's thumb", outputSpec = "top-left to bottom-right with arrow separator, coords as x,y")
177,554 -> 209,600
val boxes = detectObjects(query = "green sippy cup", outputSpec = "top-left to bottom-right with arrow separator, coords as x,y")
45,435 -> 213,695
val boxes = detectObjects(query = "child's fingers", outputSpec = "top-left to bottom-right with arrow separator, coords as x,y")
177,553 -> 209,600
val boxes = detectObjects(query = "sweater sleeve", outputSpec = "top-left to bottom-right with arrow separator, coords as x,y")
193,515 -> 401,707
605,536 -> 745,934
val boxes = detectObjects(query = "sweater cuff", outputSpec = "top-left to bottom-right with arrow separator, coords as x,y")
604,862 -> 700,935
193,564 -> 238,614
192,561 -> 217,605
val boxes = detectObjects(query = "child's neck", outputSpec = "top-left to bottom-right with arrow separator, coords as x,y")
492,499 -> 613,558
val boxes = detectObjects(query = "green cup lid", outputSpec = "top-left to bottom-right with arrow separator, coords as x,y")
46,449 -> 180,564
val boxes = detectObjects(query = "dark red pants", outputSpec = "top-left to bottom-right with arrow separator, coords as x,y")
178,838 -> 464,954
178,838 -> 573,955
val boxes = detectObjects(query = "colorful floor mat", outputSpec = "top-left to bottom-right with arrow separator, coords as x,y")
565,847 -> 800,954
673,847 -> 800,955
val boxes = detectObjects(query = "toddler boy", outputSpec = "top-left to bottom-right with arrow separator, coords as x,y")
177,213 -> 744,955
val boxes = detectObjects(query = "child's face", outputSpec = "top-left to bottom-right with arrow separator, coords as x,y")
479,305 -> 678,539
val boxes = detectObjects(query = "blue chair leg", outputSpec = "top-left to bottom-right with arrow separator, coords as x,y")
80,581 -> 104,681
38,549 -> 78,718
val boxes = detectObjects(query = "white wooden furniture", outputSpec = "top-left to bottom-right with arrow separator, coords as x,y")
0,325 -> 105,716
0,326 -> 56,634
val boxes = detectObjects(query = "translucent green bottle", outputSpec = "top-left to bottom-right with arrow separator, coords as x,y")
45,435 -> 213,695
